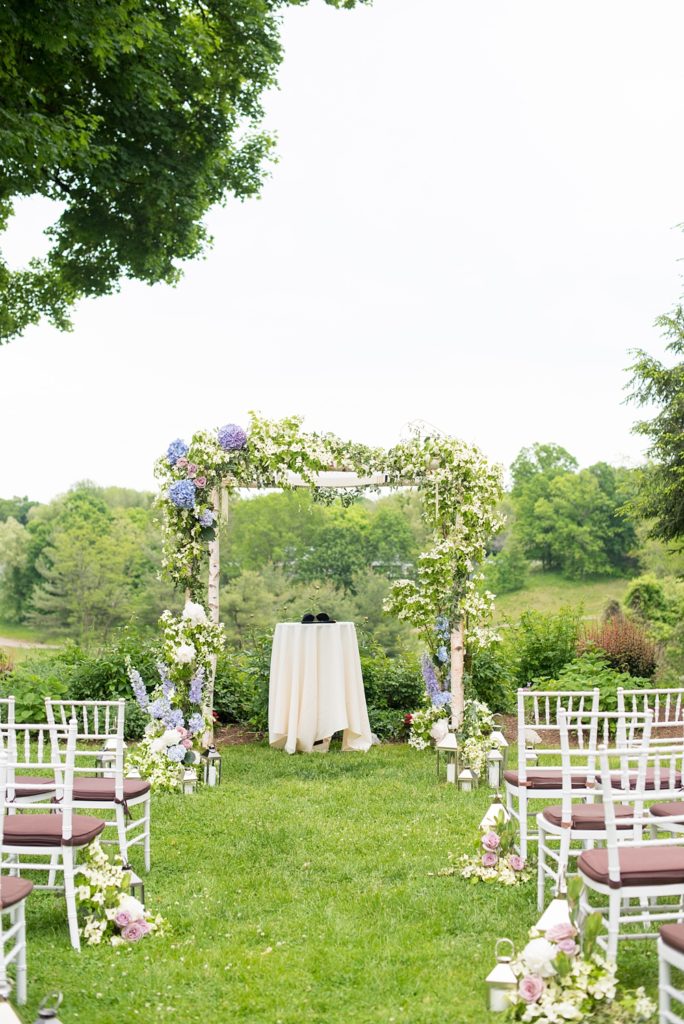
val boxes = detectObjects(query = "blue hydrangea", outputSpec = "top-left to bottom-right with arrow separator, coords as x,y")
164,708 -> 185,729
168,479 -> 196,509
436,645 -> 448,663
166,744 -> 187,763
188,713 -> 204,734
198,509 -> 215,528
149,697 -> 171,720
167,439 -> 188,465
128,669 -> 149,710
435,616 -> 449,633
217,423 -> 247,451
189,667 -> 204,706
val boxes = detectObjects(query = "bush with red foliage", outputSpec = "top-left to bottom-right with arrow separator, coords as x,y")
578,618 -> 658,678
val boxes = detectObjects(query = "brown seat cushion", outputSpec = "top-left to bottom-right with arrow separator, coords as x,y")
72,778 -> 151,802
542,803 -> 633,830
13,776 -> 54,799
504,769 -> 589,791
579,846 -> 684,889
651,802 -> 684,821
661,924 -> 684,954
599,769 -> 683,792
0,876 -> 33,909
3,814 -> 105,848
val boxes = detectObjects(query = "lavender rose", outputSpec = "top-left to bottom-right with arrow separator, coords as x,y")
122,921 -> 147,942
482,831 -> 500,851
556,938 -> 579,956
115,911 -> 132,928
482,852 -> 498,868
509,854 -> 525,872
546,922 -> 576,943
518,976 -> 544,1003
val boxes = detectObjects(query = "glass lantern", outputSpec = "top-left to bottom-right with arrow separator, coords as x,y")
480,793 -> 509,832
201,745 -> 223,787
95,737 -> 121,779
182,768 -> 198,795
457,767 -> 477,791
485,939 -> 517,1012
436,733 -> 458,784
128,870 -> 145,907
486,748 -> 504,789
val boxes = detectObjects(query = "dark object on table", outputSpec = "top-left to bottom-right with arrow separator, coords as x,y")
316,613 -> 336,623
301,613 -> 315,623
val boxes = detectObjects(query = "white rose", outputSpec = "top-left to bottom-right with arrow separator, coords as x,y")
173,644 -> 196,664
430,719 -> 449,743
522,937 -> 558,977
117,894 -> 145,919
555,1001 -> 583,1020
182,601 -> 207,626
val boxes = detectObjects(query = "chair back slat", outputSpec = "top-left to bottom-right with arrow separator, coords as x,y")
516,688 -> 601,782
45,699 -> 126,800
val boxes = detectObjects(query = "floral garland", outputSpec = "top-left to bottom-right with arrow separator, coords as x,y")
77,841 -> 165,946
407,674 -> 502,775
505,880 -> 656,1022
458,810 -> 531,885
127,602 -> 224,791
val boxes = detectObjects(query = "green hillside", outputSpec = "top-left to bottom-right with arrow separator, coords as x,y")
494,572 -> 633,623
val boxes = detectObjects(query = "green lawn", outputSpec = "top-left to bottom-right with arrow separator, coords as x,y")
494,572 -> 633,623
16,743 -> 656,1023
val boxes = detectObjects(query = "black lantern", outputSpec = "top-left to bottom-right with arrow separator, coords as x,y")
201,745 -> 222,787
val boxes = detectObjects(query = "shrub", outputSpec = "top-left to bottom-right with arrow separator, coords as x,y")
579,618 -> 658,678
505,607 -> 582,684
465,644 -> 515,713
214,631 -> 272,732
1,642 -> 85,722
534,651 -> 651,717
485,541 -> 529,594
624,574 -> 670,622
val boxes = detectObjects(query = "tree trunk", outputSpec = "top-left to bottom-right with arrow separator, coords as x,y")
450,620 -> 465,730
204,487 -> 221,744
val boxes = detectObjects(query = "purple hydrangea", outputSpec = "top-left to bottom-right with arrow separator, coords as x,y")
128,669 -> 149,711
167,439 -> 189,465
189,667 -> 204,706
149,697 -> 171,721
168,479 -> 196,510
422,654 -> 451,709
217,423 -> 247,451
166,744 -> 187,763
198,509 -> 215,527
188,712 -> 204,735
164,708 -> 185,729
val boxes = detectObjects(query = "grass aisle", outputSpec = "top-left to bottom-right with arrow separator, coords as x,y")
19,744 -> 657,1023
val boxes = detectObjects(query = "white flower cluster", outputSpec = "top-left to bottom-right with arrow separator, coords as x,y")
76,841 -> 165,947
408,705 -> 450,750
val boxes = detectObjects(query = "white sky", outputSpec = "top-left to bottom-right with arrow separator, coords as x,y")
2,0 -> 684,502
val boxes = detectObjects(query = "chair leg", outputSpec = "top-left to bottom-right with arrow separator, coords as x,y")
143,796 -> 151,873
537,825 -> 547,912
48,852 -> 59,889
62,847 -> 80,951
115,804 -> 128,865
518,791 -> 528,860
607,891 -> 620,963
15,903 -> 27,1005
660,948 -> 671,1024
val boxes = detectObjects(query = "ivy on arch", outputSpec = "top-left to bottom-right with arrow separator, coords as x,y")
155,413 -> 504,726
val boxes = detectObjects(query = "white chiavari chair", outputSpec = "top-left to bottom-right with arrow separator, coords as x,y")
0,754 -> 31,1005
659,925 -> 684,1024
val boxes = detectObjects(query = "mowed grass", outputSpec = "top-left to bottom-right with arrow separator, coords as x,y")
495,572 -> 634,623
16,743 -> 656,1023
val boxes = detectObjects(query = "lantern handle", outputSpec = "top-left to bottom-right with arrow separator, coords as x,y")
495,938 -> 514,962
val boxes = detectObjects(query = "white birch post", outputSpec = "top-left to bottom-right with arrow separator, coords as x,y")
204,487 -> 221,743
450,620 -> 465,730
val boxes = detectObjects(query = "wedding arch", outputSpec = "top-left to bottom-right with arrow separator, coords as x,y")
155,413 -> 504,729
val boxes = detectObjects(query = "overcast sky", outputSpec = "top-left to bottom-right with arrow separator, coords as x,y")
3,0 -> 684,502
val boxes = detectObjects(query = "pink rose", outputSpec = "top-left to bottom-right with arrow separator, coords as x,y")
176,727 -> 188,739
482,831 -> 500,851
519,976 -> 544,1003
194,476 -> 207,489
122,921 -> 147,942
556,939 -> 579,956
509,854 -> 525,871
482,852 -> 498,868
176,457 -> 189,469
546,922 -> 576,943
181,738 -> 192,749
137,919 -> 150,935
186,463 -> 198,478
115,911 -> 132,928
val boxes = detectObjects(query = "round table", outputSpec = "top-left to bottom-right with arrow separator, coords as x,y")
268,622 -> 373,754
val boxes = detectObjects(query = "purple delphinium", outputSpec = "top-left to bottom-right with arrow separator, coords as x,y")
128,669 -> 149,710
149,697 -> 171,721
189,667 -> 204,706
164,708 -> 184,729
167,439 -> 189,465
421,654 -> 451,708
156,663 -> 174,698
168,479 -> 196,510
188,712 -> 204,735
198,509 -> 215,527
217,423 -> 247,451
166,744 -> 187,763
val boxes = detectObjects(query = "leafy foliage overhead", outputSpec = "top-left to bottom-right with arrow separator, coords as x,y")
0,0 -> 366,342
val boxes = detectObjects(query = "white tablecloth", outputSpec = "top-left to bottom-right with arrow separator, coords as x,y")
268,622 -> 373,754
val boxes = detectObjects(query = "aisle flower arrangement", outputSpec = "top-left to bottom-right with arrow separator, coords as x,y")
127,601 -> 224,791
77,841 -> 165,946
505,880 -> 656,1022
458,810 -> 531,886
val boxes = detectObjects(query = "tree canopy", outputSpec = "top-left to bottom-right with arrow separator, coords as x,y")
627,308 -> 684,547
0,0 -> 366,343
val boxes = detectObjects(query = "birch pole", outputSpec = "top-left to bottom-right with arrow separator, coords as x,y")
450,620 -> 465,730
